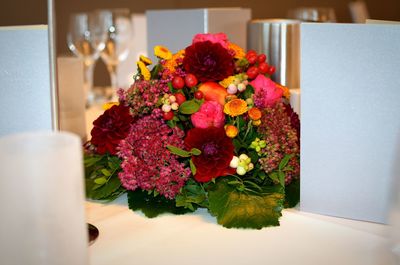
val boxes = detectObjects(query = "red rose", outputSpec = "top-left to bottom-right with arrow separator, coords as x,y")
185,127 -> 235,182
183,41 -> 234,82
90,105 -> 133,155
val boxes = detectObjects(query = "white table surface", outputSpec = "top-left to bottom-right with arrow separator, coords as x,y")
85,103 -> 398,265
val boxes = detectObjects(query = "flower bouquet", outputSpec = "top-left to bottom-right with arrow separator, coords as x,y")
84,33 -> 300,229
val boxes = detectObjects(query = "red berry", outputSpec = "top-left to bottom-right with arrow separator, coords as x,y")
246,54 -> 257,64
172,76 -> 184,89
246,66 -> 259,79
247,50 -> 257,56
163,111 -> 174,120
258,62 -> 269,74
257,54 -> 267,63
194,91 -> 204,99
267,65 -> 276,75
185,74 -> 198,88
174,93 -> 186,105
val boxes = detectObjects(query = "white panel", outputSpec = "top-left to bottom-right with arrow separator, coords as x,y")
300,23 -> 400,223
0,25 -> 52,136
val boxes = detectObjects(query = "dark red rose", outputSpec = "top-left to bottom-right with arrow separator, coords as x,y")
185,127 -> 234,182
90,105 -> 133,155
183,41 -> 235,82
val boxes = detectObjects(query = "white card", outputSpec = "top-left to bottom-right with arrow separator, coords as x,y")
300,23 -> 400,223
0,25 -> 53,136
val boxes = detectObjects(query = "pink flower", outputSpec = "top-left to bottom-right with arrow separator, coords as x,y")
250,74 -> 283,108
192,33 -> 229,49
191,101 -> 225,129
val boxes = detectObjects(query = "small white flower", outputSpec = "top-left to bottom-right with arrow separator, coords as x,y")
171,102 -> 179,110
169,95 -> 176,103
162,104 -> 171,112
227,83 -> 238,95
237,83 -> 246,92
236,166 -> 246,175
229,156 -> 239,168
239,154 -> 249,161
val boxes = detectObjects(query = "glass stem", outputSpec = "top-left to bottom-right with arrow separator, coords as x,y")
83,62 -> 95,107
106,64 -> 118,100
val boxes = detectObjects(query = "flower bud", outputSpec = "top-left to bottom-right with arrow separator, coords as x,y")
171,102 -> 179,110
229,156 -> 239,168
239,154 -> 249,161
162,104 -> 171,112
169,95 -> 176,103
236,166 -> 246,175
248,163 -> 254,171
237,83 -> 246,92
227,84 -> 238,95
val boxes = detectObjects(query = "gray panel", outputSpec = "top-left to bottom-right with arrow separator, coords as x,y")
0,26 -> 52,136
300,23 -> 400,223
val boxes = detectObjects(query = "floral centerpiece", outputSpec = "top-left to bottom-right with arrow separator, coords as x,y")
84,33 -> 300,229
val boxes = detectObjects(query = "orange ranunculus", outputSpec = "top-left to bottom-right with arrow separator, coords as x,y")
224,99 -> 248,117
276,83 -> 291,99
225,125 -> 239,138
248,107 -> 262,120
228,42 -> 245,59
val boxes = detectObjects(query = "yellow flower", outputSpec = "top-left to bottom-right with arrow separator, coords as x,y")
163,50 -> 185,73
252,119 -> 261,126
102,101 -> 119,110
219,76 -> 235,88
225,125 -> 239,138
137,61 -> 151,80
154,45 -> 172,60
228,42 -> 245,59
139,55 -> 152,65
224,99 -> 248,117
248,107 -> 262,120
276,83 -> 290,99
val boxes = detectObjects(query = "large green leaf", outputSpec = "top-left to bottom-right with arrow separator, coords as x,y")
284,179 -> 300,208
208,178 -> 284,229
127,190 -> 191,218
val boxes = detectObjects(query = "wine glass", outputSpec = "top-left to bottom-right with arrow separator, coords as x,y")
95,9 -> 132,100
67,12 -> 106,106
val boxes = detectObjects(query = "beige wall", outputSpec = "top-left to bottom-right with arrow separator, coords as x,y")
1,0 -> 399,85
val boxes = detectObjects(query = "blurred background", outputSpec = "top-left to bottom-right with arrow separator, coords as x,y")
1,0 -> 399,87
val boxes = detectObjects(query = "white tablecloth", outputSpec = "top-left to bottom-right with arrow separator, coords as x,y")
86,195 -> 397,265
85,103 -> 398,265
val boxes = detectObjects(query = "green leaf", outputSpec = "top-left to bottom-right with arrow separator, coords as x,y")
89,176 -> 123,200
269,172 -> 279,183
279,154 -> 294,171
208,178 -> 284,229
179,100 -> 200,114
167,145 -> 191,157
190,148 -> 201,156
94,177 -> 107,185
284,179 -> 300,208
101,168 -> 111,177
175,179 -> 207,209
189,159 -> 197,175
166,120 -> 176,128
127,190 -> 191,218
278,171 -> 285,187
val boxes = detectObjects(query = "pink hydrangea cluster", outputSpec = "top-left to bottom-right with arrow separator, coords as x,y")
123,80 -> 169,117
117,109 -> 191,199
257,102 -> 300,185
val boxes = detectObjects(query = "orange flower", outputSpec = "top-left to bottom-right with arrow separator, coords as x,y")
163,50 -> 185,73
225,125 -> 239,138
224,99 -> 247,117
248,107 -> 262,120
139,55 -> 152,65
228,42 -> 245,59
137,61 -> 151,80
276,83 -> 290,99
154,45 -> 172,60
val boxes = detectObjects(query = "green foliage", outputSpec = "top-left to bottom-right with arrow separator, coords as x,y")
208,177 -> 284,229
84,154 -> 125,201
127,190 -> 192,218
284,179 -> 300,208
167,145 -> 201,157
175,179 -> 208,211
179,100 -> 200,114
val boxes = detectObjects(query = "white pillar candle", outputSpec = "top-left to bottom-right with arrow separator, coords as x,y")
0,131 -> 88,265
